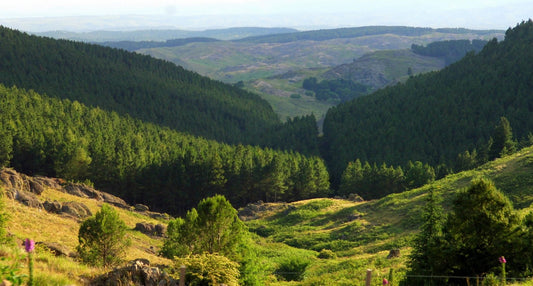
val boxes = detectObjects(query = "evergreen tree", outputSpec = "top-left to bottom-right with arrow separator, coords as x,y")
77,204 -> 130,267
488,116 -> 516,160
405,188 -> 444,284
161,195 -> 245,259
440,179 -> 519,277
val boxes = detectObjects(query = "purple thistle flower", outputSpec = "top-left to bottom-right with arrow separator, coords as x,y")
25,238 -> 35,253
499,256 -> 507,264
383,278 -> 389,285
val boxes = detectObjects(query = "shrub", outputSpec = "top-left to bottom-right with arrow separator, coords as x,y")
173,253 -> 240,286
276,256 -> 311,281
77,204 -> 130,267
317,249 -> 337,259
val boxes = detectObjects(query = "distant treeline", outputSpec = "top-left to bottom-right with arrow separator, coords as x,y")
411,39 -> 488,65
101,37 -> 221,52
0,85 -> 330,215
302,77 -> 370,102
237,26 -> 502,44
322,20 -> 533,187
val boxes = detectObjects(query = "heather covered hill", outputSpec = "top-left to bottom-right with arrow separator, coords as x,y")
321,20 -> 533,187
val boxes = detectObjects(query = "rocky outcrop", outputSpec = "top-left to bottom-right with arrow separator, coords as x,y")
135,222 -> 167,237
91,260 -> 178,286
61,201 -> 92,219
64,183 -> 129,209
134,204 -> 150,212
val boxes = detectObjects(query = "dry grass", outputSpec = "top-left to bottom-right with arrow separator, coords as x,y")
2,184 -> 172,284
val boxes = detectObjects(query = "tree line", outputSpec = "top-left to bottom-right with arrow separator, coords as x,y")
411,39 -> 488,65
0,85 -> 330,215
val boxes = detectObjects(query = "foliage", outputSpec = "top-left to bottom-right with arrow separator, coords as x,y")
488,116 -> 517,160
162,195 -> 245,259
338,159 -> 434,200
0,85 -> 329,215
413,179 -> 520,280
276,255 -> 311,281
322,20 -> 533,187
302,77 -> 369,102
317,249 -> 337,259
405,188 -> 444,282
411,39 -> 487,65
77,204 -> 130,267
0,25 -> 280,146
173,253 -> 240,286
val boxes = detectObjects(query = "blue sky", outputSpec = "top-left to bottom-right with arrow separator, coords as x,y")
1,0 -> 532,31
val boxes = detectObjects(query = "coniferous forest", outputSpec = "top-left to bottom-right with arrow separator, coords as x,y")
322,20 -> 533,188
1,21 -> 533,212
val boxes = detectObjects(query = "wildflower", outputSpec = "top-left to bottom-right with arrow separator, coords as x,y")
383,278 -> 389,285
25,238 -> 35,286
25,238 -> 35,253
499,256 -> 506,264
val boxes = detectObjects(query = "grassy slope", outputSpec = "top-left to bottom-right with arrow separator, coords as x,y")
2,146 -> 532,284
243,145 -> 533,285
1,184 -> 171,284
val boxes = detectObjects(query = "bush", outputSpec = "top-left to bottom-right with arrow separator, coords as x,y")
317,249 -> 337,259
276,256 -> 311,281
77,204 -> 130,267
173,253 -> 240,286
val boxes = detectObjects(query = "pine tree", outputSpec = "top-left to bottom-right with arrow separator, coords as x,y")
489,116 -> 516,160
77,204 -> 130,267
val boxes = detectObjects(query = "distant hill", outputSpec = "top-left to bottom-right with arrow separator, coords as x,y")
36,27 -> 299,42
236,26 -> 502,44
321,20 -> 533,187
322,49 -> 446,91
138,26 -> 503,122
0,26 -> 280,146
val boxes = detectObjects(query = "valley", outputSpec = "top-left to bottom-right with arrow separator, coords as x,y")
0,18 -> 532,285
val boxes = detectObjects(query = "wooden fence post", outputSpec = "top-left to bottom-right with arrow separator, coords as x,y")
179,265 -> 186,286
366,269 -> 372,286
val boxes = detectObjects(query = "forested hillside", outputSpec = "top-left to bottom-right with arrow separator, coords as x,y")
0,85 -> 330,215
0,26 -> 280,146
322,20 -> 533,187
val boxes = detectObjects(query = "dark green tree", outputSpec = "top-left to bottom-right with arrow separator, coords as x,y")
488,116 -> 516,160
405,188 -> 444,284
404,161 -> 435,189
440,179 -> 519,277
161,195 -> 245,259
77,204 -> 130,267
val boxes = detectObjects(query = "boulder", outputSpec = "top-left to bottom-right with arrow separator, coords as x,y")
91,259 -> 178,286
37,241 -> 73,257
387,249 -> 401,259
134,204 -> 150,212
15,190 -> 42,209
43,200 -> 62,214
61,201 -> 92,219
28,179 -> 45,195
135,222 -> 155,235
154,224 -> 167,237
0,168 -> 28,193
101,192 -> 129,209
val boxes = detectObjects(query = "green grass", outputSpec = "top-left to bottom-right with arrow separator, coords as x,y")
242,146 -> 533,285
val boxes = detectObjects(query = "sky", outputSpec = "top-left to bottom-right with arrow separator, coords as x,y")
1,0 -> 532,31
